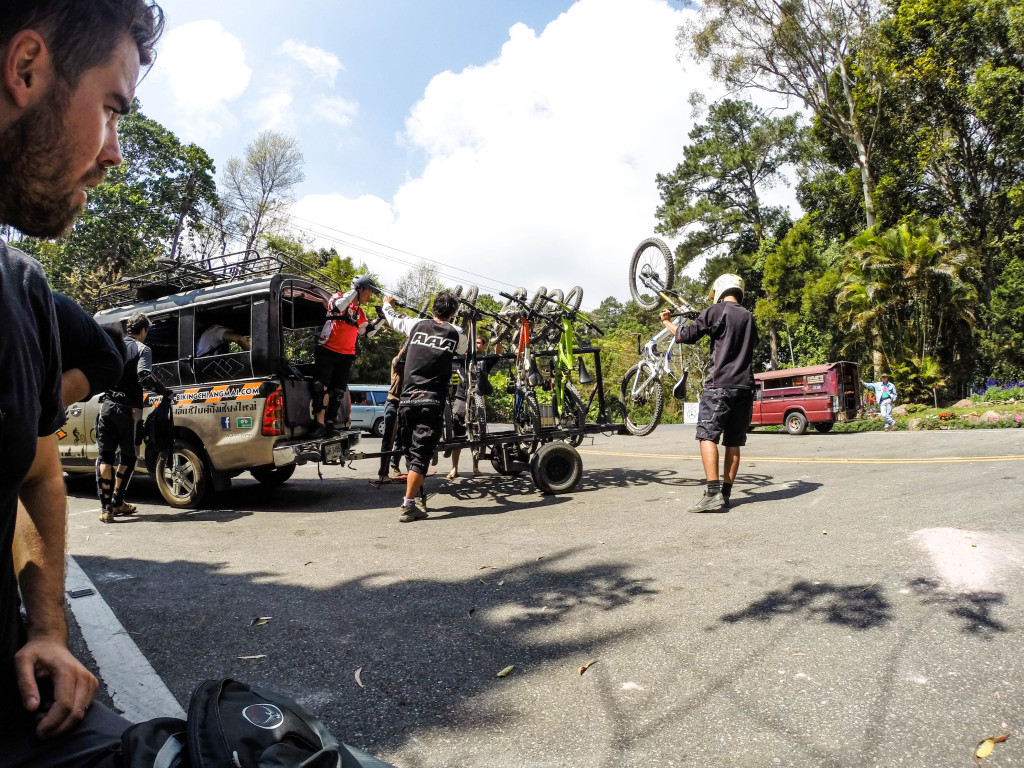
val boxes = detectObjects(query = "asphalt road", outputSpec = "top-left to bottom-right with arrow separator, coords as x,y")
63,426 -> 1024,767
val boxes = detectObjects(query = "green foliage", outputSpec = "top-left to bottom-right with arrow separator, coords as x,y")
25,103 -> 218,303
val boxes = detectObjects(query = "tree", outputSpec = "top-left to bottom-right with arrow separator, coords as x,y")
393,262 -> 445,312
837,218 -> 977,382
680,0 -> 885,228
20,104 -> 217,301
656,99 -> 802,268
656,99 -> 802,367
223,130 -> 305,256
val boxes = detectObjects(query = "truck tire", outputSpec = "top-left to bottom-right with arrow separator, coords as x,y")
250,464 -> 297,486
530,442 -> 583,494
154,440 -> 211,509
813,422 -> 834,433
784,411 -> 808,435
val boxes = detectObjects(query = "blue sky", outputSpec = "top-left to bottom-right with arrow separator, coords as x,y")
138,0 -> 798,302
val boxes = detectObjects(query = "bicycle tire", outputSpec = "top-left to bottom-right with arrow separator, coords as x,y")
559,384 -> 586,447
468,392 -> 487,463
515,388 -> 543,445
463,285 -> 479,305
564,285 -> 583,313
620,363 -> 664,437
628,238 -> 674,310
500,287 -> 527,313
529,286 -> 548,311
546,288 -> 564,306
450,285 -> 463,299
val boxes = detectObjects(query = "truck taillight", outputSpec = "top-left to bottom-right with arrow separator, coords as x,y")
262,388 -> 285,436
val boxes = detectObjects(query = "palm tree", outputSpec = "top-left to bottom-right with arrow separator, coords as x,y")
837,218 -> 977,383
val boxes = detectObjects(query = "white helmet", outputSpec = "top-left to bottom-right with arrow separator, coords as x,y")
709,273 -> 745,303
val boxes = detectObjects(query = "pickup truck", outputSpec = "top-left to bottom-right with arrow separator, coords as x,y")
60,271 -> 360,508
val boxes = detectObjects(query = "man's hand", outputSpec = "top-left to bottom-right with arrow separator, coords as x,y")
659,308 -> 672,323
383,295 -> 397,308
14,636 -> 98,738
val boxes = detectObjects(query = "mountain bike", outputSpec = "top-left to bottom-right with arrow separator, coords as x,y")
535,288 -> 600,446
621,237 -> 699,436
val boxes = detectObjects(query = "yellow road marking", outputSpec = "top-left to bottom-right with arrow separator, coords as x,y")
578,450 -> 1024,464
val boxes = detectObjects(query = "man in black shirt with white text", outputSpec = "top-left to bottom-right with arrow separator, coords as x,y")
661,273 -> 758,513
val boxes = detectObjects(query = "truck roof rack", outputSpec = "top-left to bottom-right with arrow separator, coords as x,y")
96,250 -> 347,308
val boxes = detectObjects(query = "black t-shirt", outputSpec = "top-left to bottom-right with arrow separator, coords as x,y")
0,242 -> 63,714
676,300 -> 758,389
53,292 -> 123,400
401,319 -> 462,407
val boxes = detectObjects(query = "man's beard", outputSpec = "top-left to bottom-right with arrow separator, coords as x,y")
0,85 -> 106,239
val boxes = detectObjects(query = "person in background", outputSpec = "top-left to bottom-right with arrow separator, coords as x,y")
196,323 -> 251,356
660,273 -> 758,513
864,373 -> 898,431
376,343 -> 408,484
382,292 -> 468,521
0,1 -> 165,765
448,335 -> 503,478
313,275 -> 382,435
95,313 -> 172,523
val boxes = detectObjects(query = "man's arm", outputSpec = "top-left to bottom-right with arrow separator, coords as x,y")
223,331 -> 251,351
382,298 -> 418,336
15,436 -> 98,738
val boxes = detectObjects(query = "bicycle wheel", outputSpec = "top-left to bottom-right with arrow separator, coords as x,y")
529,286 -> 548,311
559,384 -> 586,447
514,387 -> 543,444
629,238 -> 674,310
546,288 -> 564,305
564,285 -> 583,313
620,363 -> 664,436
463,285 -> 479,305
467,391 -> 487,463
500,287 -> 527,313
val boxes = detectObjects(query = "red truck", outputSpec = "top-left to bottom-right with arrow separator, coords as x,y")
751,361 -> 861,434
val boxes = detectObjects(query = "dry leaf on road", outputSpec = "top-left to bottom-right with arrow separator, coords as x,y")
355,666 -> 365,688
578,659 -> 597,675
497,665 -> 515,678
975,734 -> 1010,765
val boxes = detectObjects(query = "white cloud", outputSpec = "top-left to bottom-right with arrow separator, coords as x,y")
280,39 -> 344,85
152,21 -> 251,141
251,88 -> 295,133
294,0 -> 798,303
311,96 -> 359,129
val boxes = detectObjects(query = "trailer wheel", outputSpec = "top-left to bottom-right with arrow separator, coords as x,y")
530,442 -> 583,494
813,422 -> 834,433
784,411 -> 808,435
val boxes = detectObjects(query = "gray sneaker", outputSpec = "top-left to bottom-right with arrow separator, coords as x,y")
688,490 -> 726,513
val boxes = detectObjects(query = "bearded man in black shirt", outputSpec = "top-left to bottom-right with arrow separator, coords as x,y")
0,1 -> 164,765
661,273 -> 758,513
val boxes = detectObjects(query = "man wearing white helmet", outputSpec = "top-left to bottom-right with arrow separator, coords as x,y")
661,273 -> 758,512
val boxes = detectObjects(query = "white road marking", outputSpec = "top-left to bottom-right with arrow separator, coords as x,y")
65,556 -> 185,721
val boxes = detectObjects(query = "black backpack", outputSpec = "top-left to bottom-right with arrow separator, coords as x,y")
118,678 -> 391,768
143,394 -> 174,463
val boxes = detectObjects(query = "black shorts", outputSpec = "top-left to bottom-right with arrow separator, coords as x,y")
95,400 -> 138,464
399,403 -> 443,476
313,347 -> 355,392
696,387 -> 754,447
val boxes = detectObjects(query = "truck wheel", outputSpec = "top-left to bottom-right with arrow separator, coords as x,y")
813,422 -> 834,433
784,411 -> 808,435
154,440 -> 211,509
250,464 -> 297,486
530,442 -> 583,494
371,417 -> 386,438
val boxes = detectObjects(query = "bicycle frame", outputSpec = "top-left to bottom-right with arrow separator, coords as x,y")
628,326 -> 680,398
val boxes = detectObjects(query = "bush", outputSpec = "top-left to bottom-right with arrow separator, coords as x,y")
904,403 -> 927,414
972,378 -> 1024,402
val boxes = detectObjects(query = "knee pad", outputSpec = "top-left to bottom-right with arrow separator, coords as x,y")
311,382 -> 329,414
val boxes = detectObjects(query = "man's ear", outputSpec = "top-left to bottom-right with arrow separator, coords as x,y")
2,30 -> 54,110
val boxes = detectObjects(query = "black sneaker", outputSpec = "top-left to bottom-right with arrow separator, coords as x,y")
688,490 -> 726,513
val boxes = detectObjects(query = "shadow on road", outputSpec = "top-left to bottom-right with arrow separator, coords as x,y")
76,548 -> 659,757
